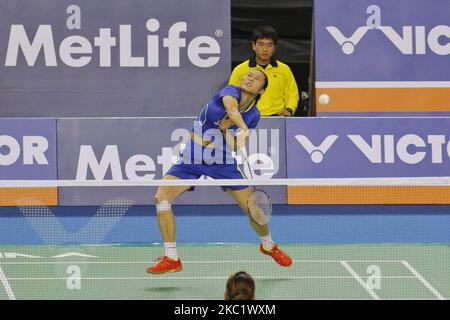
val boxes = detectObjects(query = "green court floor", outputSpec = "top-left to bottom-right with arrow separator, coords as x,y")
0,244 -> 448,300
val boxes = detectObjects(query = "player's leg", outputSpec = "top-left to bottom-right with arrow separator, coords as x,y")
155,175 -> 190,243
227,188 -> 293,267
226,187 -> 270,236
147,175 -> 191,274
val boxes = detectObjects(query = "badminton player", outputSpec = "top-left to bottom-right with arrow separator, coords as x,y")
146,70 -> 292,274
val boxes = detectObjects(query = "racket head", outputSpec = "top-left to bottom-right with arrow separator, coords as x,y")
247,188 -> 272,225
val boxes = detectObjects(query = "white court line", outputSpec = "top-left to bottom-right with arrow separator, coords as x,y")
340,261 -> 380,300
0,259 -> 403,265
6,276 -> 416,281
401,261 -> 446,300
3,176 -> 450,187
0,267 -> 16,300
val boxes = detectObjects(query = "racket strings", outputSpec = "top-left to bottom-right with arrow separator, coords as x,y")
248,190 -> 272,225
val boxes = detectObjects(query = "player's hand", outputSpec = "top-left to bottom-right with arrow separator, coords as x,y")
236,128 -> 249,149
219,117 -> 233,130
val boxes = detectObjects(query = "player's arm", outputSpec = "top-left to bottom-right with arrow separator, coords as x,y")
222,95 -> 249,148
221,110 -> 259,152
218,116 -> 237,152
222,127 -> 238,152
221,126 -> 251,153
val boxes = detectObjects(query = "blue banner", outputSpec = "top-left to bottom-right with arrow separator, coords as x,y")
315,0 -> 450,82
0,0 -> 231,117
0,118 -> 57,179
287,117 -> 450,178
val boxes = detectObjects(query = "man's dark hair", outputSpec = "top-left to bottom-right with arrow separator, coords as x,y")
252,25 -> 278,45
225,271 -> 255,300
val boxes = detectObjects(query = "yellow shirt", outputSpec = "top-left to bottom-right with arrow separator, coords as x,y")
229,58 -> 299,116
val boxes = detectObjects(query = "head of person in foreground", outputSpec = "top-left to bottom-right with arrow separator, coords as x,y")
224,271 -> 256,300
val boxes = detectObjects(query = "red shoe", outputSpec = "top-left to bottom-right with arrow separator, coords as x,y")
146,256 -> 182,274
260,244 -> 292,267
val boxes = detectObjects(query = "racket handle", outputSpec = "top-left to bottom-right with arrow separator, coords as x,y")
241,146 -> 253,179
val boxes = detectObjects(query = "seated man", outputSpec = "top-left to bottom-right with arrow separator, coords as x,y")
229,26 -> 300,117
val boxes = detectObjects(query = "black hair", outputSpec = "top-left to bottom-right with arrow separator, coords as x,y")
254,70 -> 269,104
225,271 -> 255,300
252,25 -> 278,45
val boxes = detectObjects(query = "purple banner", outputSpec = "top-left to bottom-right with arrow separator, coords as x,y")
287,118 -> 450,178
0,118 -> 57,179
315,0 -> 450,81
0,0 -> 230,117
57,117 -> 286,205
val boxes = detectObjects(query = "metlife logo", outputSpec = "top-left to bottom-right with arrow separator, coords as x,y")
0,0 -> 231,117
5,18 -> 222,68
74,128 -> 280,181
287,118 -> 450,179
57,117 -> 287,205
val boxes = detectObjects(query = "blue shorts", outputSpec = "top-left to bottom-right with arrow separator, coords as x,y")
166,162 -> 248,191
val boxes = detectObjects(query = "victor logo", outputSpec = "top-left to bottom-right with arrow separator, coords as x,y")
327,5 -> 450,55
0,135 -> 49,166
326,26 -> 369,55
294,135 -> 338,163
295,133 -> 450,165
348,134 -> 450,164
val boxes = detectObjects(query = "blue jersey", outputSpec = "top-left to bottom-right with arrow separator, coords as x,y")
181,85 -> 261,165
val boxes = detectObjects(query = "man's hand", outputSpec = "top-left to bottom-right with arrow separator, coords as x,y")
236,128 -> 249,149
278,108 -> 293,117
219,116 -> 233,131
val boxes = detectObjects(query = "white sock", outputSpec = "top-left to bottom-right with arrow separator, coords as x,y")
164,242 -> 178,260
260,234 -> 274,251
